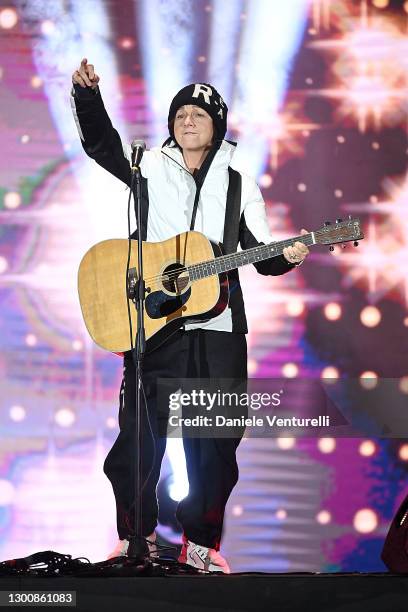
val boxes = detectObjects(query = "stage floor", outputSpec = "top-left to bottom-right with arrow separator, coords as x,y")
1,573 -> 407,612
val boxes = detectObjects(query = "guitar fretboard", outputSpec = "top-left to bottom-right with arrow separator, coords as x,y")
187,233 -> 315,280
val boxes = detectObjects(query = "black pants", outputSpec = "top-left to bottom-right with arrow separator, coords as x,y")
103,329 -> 247,550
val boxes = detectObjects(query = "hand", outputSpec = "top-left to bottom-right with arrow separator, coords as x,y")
72,58 -> 100,89
283,229 -> 310,265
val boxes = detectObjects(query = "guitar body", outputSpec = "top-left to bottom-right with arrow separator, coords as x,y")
78,219 -> 363,354
78,231 -> 229,353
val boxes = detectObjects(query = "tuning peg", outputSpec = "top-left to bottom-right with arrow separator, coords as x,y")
324,221 -> 332,226
336,218 -> 343,223
353,241 -> 359,247
329,245 -> 334,252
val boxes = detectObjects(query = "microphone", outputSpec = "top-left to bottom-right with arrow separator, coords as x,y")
131,139 -> 146,168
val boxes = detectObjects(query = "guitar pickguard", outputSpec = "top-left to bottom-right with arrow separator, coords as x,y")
145,288 -> 191,319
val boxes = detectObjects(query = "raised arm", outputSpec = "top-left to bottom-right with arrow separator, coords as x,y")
70,58 -> 131,186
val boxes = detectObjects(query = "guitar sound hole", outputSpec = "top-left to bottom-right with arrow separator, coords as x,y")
162,263 -> 189,294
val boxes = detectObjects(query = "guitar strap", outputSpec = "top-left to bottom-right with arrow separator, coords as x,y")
189,165 -> 242,255
222,167 -> 242,255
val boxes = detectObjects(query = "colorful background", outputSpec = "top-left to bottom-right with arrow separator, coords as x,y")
0,0 -> 407,571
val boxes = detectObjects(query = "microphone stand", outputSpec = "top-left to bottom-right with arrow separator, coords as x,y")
113,144 -> 201,575
126,150 -> 149,562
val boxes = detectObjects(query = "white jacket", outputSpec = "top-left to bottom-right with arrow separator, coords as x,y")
71,85 -> 294,333
136,140 -> 273,247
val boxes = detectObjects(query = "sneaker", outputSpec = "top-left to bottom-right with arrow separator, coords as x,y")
107,538 -> 129,559
107,532 -> 157,559
178,535 -> 230,574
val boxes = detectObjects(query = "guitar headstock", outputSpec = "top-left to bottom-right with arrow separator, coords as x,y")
315,217 -> 364,246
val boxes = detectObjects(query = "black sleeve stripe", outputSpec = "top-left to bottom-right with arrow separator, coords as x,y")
239,213 -> 295,276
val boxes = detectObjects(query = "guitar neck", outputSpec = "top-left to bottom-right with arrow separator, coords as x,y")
188,233 -> 316,281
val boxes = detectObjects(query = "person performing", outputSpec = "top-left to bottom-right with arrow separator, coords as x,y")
70,58 -> 309,573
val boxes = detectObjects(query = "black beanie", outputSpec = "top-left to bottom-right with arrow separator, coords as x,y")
168,83 -> 228,141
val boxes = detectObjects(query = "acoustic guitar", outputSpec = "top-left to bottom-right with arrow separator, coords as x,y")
78,218 -> 363,353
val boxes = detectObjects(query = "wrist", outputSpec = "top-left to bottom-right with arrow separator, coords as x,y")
72,82 -> 99,99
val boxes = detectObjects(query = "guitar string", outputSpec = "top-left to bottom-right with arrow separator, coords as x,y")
140,235 -> 314,285
142,238 -> 356,287
141,246 -> 297,286
137,227 -> 358,287
140,235 -> 353,287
